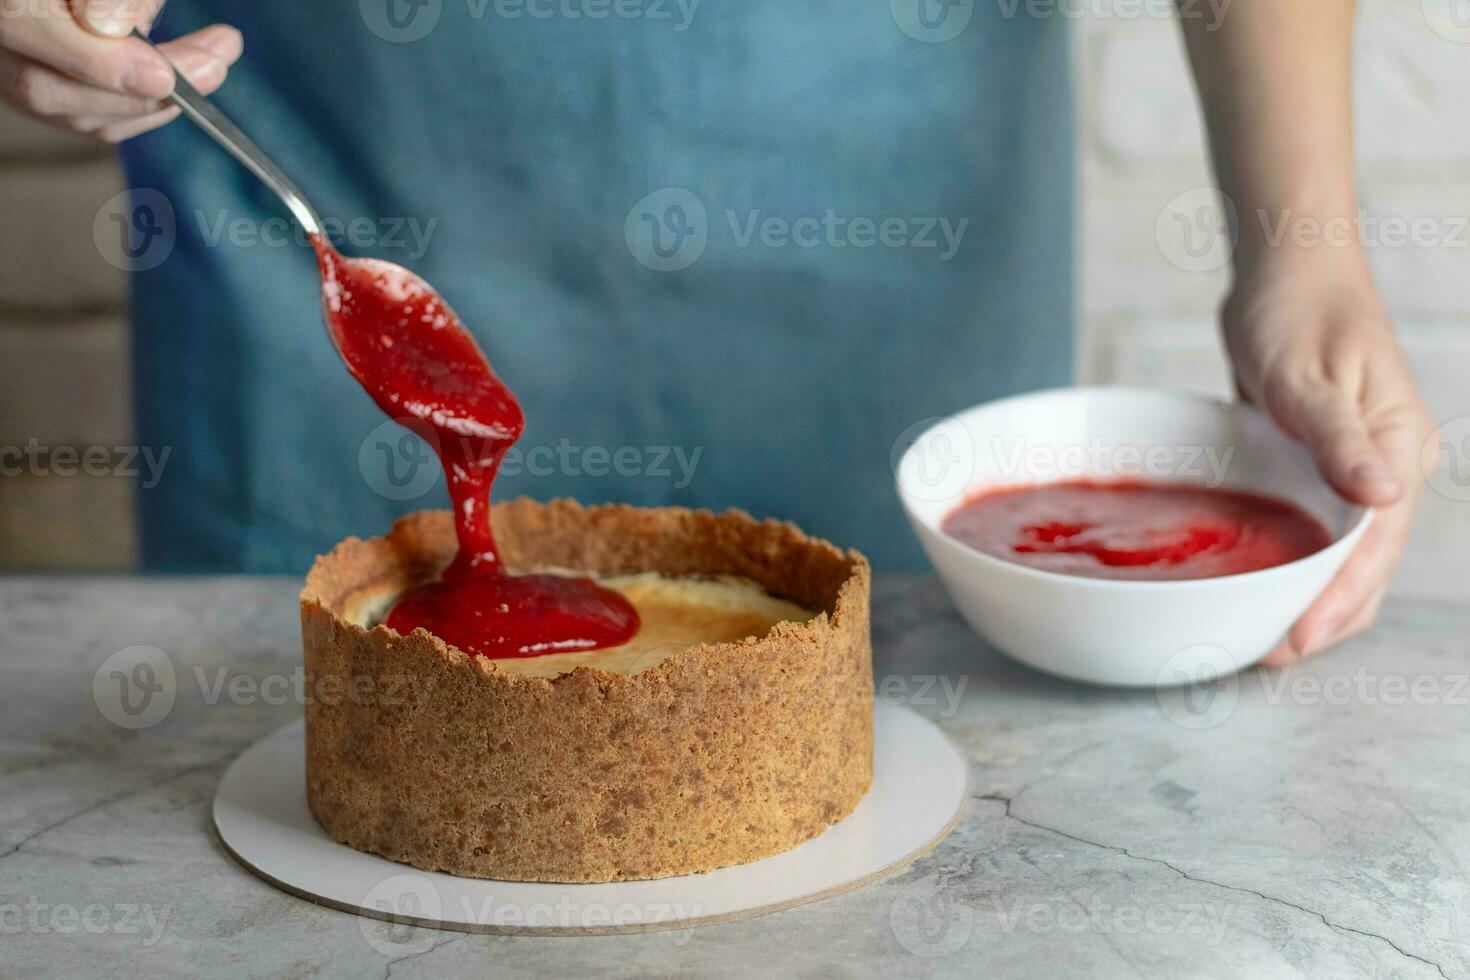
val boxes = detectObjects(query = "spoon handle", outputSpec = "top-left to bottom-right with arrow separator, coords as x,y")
133,30 -> 324,237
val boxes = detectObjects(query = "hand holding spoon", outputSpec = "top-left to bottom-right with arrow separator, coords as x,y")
134,31 -> 640,655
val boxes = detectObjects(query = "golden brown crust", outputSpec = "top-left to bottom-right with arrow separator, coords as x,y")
300,499 -> 873,882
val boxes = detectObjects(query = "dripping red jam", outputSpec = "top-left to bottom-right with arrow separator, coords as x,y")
312,236 -> 639,657
940,480 -> 1332,581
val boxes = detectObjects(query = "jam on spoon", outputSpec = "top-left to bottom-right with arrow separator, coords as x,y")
119,34 -> 636,659
313,238 -> 639,657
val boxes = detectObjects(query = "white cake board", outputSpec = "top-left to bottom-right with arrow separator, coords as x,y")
214,701 -> 969,936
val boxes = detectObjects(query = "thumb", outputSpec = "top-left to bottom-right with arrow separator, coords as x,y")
1286,386 -> 1403,507
73,0 -> 165,39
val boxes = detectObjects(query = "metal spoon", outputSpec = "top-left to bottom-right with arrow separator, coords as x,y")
132,29 -> 324,237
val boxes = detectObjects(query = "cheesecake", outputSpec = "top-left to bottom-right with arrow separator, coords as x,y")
300,499 -> 873,882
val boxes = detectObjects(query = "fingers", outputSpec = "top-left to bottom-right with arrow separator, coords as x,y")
0,25 -> 240,140
1261,583 -> 1388,669
0,0 -> 171,96
1284,491 -> 1411,660
1,35 -> 229,118
1293,386 -> 1405,508
92,104 -> 180,142
1258,640 -> 1298,669
1334,585 -> 1388,644
73,0 -> 167,38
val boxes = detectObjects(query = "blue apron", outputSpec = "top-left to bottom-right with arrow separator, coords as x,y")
122,0 -> 1074,572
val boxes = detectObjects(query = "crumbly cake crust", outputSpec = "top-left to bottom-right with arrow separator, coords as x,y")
300,499 -> 874,883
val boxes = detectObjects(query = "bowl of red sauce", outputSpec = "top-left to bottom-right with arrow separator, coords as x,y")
894,387 -> 1373,686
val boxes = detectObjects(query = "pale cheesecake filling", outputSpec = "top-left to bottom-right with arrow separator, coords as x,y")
361,571 -> 816,678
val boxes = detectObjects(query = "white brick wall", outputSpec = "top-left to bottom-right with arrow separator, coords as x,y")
1080,0 -> 1470,601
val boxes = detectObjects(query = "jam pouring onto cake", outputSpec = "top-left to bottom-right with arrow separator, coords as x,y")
313,238 -> 639,657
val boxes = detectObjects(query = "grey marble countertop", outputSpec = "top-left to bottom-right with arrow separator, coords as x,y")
1,575 -> 1466,979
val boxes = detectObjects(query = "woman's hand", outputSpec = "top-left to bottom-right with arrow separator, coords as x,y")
1223,244 -> 1435,665
0,0 -> 241,143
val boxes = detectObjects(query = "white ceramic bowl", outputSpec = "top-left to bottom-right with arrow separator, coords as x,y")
895,387 -> 1372,687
